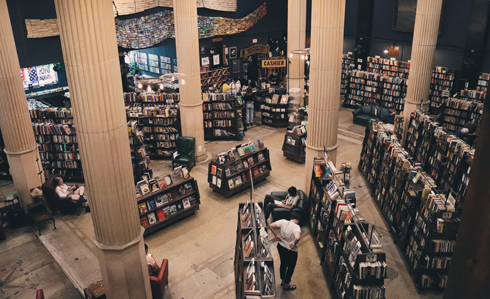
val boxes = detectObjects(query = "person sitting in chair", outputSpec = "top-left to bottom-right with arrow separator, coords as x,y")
263,187 -> 299,222
145,243 -> 160,276
55,177 -> 89,211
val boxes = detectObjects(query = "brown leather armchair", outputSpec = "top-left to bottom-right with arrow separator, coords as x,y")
42,174 -> 82,215
150,259 -> 169,299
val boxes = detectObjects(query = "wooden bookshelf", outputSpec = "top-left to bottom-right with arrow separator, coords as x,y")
341,53 -> 355,96
439,98 -> 483,132
234,202 -> 275,298
261,96 -> 290,128
476,72 -> 490,93
202,93 -> 242,140
200,68 -> 229,92
429,67 -> 455,114
138,176 -> 200,236
208,147 -> 272,197
30,108 -> 84,182
282,131 -> 306,163
367,56 -> 410,79
128,122 -> 152,183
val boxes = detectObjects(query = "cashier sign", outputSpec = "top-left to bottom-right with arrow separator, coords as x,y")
261,59 -> 286,68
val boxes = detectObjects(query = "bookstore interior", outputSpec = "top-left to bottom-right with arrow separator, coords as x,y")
1,0 -> 490,298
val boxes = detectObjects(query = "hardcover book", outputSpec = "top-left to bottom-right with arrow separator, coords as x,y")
155,195 -> 165,207
183,198 -> 191,209
158,178 -> 166,189
169,205 -> 178,214
140,217 -> 150,227
179,186 -> 186,196
147,212 -> 157,224
164,175 -> 173,186
149,179 -> 159,192
140,183 -> 150,195
156,208 -> 165,221
176,202 -> 184,211
163,206 -> 171,217
138,202 -> 148,215
272,94 -> 279,104
147,199 -> 157,210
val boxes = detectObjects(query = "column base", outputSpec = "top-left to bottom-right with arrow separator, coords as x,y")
5,147 -> 43,212
196,147 -> 207,162
304,144 -> 338,195
95,227 -> 152,299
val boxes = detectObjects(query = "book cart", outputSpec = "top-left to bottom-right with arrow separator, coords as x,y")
138,173 -> 200,236
124,92 -> 181,159
308,157 -> 387,299
234,201 -> 275,299
281,129 -> 306,164
359,119 -> 463,291
208,142 -> 271,197
30,108 -> 84,182
200,67 -> 229,92
261,95 -> 290,128
202,93 -> 242,140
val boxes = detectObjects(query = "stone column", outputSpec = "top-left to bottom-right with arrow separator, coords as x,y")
0,0 -> 43,212
287,0 -> 307,94
402,0 -> 443,142
305,0 -> 345,193
54,1 -> 151,298
174,0 -> 207,162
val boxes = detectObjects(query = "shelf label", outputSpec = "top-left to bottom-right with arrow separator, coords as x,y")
442,212 -> 452,219
366,254 -> 377,262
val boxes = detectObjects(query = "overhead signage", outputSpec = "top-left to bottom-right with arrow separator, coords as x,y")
261,59 -> 286,68
240,45 -> 270,57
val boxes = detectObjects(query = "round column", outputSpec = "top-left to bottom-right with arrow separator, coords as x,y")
305,0 -> 345,192
174,0 -> 207,162
0,0 -> 43,211
287,0 -> 307,94
403,0 -> 443,142
54,0 -> 151,298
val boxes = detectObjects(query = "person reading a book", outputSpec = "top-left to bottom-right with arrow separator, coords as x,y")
383,108 -> 397,124
268,212 -> 301,291
263,187 -> 299,221
55,177 -> 89,211
145,244 -> 160,276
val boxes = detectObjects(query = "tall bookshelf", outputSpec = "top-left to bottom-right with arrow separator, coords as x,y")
202,93 -> 242,140
128,121 -> 152,183
234,202 -> 275,298
429,67 -> 455,114
476,72 -> 490,93
309,158 -> 387,299
439,98 -> 483,132
200,68 -> 229,92
282,127 -> 306,163
458,89 -> 486,102
208,143 -> 271,197
30,108 -> 84,182
0,130 -> 11,179
138,175 -> 200,236
367,56 -> 410,79
341,53 -> 356,95
261,95 -> 290,127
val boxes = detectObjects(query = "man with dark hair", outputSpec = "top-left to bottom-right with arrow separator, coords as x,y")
275,82 -> 287,95
263,187 -> 299,221
145,243 -> 160,276
268,212 -> 301,290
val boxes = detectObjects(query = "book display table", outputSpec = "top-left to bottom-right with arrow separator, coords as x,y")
261,95 -> 289,128
282,130 -> 306,163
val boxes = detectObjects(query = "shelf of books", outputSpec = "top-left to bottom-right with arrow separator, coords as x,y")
367,56 -> 410,79
200,68 -> 229,92
202,93 -> 242,140
234,202 -> 275,299
343,70 -> 407,112
359,119 -> 464,291
341,53 -> 356,96
476,72 -> 490,93
137,167 -> 199,236
458,89 -> 486,102
208,140 -> 271,197
439,97 -> 484,132
30,108 -> 84,182
0,130 -> 11,180
429,67 -> 455,114
282,125 -> 307,163
125,92 -> 181,159
128,120 -> 152,182
261,94 -> 290,127
309,158 -> 387,299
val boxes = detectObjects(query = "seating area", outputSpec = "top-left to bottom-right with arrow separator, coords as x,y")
150,259 -> 169,299
172,136 -> 196,170
351,105 -> 394,126
42,174 -> 83,216
269,190 -> 306,221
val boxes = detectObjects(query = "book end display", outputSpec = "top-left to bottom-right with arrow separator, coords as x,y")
261,94 -> 290,128
202,93 -> 243,140
282,125 -> 307,164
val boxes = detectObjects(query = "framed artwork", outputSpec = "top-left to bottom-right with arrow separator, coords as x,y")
392,0 -> 444,34
229,47 -> 237,59
201,57 -> 210,66
232,60 -> 241,74
200,46 -> 207,55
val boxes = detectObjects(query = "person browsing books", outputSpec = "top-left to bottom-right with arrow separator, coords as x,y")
145,244 -> 160,276
54,177 -> 89,212
230,77 -> 241,94
222,78 -> 232,93
263,187 -> 299,221
268,212 -> 301,291
243,87 -> 255,129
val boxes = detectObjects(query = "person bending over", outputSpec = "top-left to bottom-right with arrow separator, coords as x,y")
145,244 -> 160,276
268,212 -> 301,291
383,108 -> 397,124
264,187 -> 299,221
55,177 -> 89,211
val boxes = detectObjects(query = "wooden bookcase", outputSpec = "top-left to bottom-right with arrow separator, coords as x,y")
128,122 -> 152,183
439,98 -> 483,132
341,53 -> 355,95
367,56 -> 410,79
234,202 -> 275,298
282,131 -> 306,163
138,176 -> 200,236
200,68 -> 229,92
202,93 -> 242,140
30,108 -> 84,182
429,67 -> 455,114
477,72 -> 490,93
261,99 -> 289,128
208,147 -> 272,197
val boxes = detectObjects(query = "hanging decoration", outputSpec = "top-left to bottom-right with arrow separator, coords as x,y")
116,3 -> 267,49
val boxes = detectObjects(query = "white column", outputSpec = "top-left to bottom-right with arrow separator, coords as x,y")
287,0 -> 307,94
174,0 -> 207,162
403,0 -> 443,142
305,0 -> 345,193
54,0 -> 151,298
0,0 -> 43,212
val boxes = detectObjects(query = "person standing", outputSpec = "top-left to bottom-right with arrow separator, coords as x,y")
269,70 -> 280,86
243,87 -> 255,129
230,77 -> 241,94
222,78 -> 232,93
268,212 -> 301,291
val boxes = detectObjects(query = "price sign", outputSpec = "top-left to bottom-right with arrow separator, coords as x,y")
366,254 -> 377,262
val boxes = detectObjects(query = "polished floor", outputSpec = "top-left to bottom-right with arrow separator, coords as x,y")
0,107 -> 444,299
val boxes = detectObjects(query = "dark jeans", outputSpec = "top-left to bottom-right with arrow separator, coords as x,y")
264,194 -> 280,221
277,243 -> 298,284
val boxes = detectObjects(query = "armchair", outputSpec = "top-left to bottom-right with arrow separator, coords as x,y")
172,137 -> 196,170
270,190 -> 306,222
150,259 -> 169,299
42,174 -> 82,216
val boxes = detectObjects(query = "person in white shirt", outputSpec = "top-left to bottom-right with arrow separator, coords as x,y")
268,212 -> 301,290
54,177 -> 89,211
145,244 -> 160,276
263,187 -> 299,221
230,77 -> 241,94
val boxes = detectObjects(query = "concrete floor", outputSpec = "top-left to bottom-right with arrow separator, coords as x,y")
0,107 -> 445,299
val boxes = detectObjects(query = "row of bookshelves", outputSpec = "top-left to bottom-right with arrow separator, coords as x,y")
202,93 -> 242,140
282,125 -> 307,164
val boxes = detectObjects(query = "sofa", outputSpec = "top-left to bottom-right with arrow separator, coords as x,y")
352,105 -> 394,126
270,190 -> 306,221
42,174 -> 82,215
150,259 -> 169,299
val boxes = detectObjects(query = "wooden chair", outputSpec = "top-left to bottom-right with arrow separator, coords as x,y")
27,202 -> 56,235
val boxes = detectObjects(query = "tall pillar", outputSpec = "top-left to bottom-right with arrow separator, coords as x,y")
402,0 -> 443,142
54,1 -> 151,298
0,0 -> 43,212
305,0 -> 345,193
174,0 -> 207,162
287,0 -> 307,93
